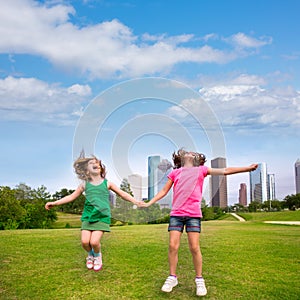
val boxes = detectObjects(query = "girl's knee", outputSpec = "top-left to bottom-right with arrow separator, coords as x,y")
81,240 -> 90,248
189,245 -> 201,256
169,242 -> 180,253
90,240 -> 100,249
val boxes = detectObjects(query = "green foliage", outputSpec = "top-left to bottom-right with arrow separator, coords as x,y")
0,186 -> 25,229
0,184 -> 57,230
202,206 -> 226,221
283,193 -> 300,210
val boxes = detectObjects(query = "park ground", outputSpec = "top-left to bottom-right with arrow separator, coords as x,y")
0,211 -> 299,300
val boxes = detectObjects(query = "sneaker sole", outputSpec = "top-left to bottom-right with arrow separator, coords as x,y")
93,266 -> 103,272
161,283 -> 178,293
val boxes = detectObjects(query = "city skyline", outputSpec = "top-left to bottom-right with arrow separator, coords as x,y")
0,1 -> 299,204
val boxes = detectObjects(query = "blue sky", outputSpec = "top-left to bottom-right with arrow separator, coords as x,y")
0,0 -> 299,204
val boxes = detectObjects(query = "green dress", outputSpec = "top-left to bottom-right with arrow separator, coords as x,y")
81,179 -> 111,232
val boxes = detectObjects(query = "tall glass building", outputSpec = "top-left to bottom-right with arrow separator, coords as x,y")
211,157 -> 228,208
295,159 -> 300,194
148,155 -> 161,200
157,159 -> 173,208
239,183 -> 247,206
250,162 -> 268,203
268,174 -> 276,200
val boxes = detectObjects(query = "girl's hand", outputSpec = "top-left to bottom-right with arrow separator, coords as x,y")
45,202 -> 55,210
249,164 -> 258,171
139,201 -> 151,208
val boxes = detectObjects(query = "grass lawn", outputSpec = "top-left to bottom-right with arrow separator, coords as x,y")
52,212 -> 82,229
0,221 -> 299,299
237,210 -> 300,222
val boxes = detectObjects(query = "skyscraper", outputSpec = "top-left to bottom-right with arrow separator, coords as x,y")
211,157 -> 228,208
157,159 -> 173,208
295,159 -> 300,194
268,174 -> 276,200
249,162 -> 268,203
128,174 -> 143,202
148,155 -> 160,200
239,183 -> 247,206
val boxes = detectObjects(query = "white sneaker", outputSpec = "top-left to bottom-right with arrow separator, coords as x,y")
86,255 -> 94,270
93,254 -> 102,271
161,275 -> 178,292
195,277 -> 207,296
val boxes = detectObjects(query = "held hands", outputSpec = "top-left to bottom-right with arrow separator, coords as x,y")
134,200 -> 147,208
132,200 -> 152,208
138,201 -> 152,208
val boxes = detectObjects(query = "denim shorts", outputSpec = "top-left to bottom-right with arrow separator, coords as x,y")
168,216 -> 201,233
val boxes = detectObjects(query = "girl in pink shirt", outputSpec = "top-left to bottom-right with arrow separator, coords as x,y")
142,149 -> 257,297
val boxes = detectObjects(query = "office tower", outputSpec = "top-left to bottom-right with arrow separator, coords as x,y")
211,157 -> 228,208
109,191 -> 116,207
295,159 -> 300,194
268,174 -> 276,200
148,155 -> 161,200
249,162 -> 268,203
239,183 -> 247,206
157,159 -> 173,209
128,174 -> 143,202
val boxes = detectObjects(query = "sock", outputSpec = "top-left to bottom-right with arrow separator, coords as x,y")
93,252 -> 100,257
170,274 -> 177,278
196,276 -> 203,280
88,250 -> 93,256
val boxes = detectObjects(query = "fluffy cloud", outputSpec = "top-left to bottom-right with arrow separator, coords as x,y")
168,74 -> 300,131
0,76 -> 91,124
0,1 -> 271,79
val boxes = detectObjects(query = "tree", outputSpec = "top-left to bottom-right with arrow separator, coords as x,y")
112,179 -> 134,223
248,201 -> 262,212
0,186 -> 25,229
18,185 -> 57,229
283,194 -> 300,210
0,184 -> 57,230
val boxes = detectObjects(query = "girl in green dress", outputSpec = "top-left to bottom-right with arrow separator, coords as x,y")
45,154 -> 141,271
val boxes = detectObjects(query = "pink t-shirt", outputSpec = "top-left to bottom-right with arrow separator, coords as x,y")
168,166 -> 208,218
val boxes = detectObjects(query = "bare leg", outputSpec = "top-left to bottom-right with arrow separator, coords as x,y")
90,230 -> 104,253
81,230 -> 92,252
187,232 -> 202,277
168,231 -> 182,276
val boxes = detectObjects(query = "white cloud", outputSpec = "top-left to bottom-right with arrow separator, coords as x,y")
225,32 -> 272,49
0,1 -> 272,79
0,76 -> 91,124
168,75 -> 300,131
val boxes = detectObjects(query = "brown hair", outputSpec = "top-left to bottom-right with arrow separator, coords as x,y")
172,148 -> 206,169
73,154 -> 106,181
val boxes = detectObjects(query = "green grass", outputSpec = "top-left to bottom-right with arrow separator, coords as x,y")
1,221 -> 299,299
237,210 -> 300,222
52,212 -> 82,229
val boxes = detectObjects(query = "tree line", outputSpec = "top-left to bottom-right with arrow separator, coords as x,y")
0,182 -> 299,230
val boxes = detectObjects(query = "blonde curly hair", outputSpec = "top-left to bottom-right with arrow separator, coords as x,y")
172,148 -> 206,169
73,153 -> 106,181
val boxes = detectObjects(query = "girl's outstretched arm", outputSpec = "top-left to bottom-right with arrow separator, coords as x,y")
108,181 -> 140,205
141,179 -> 173,208
45,184 -> 84,210
208,164 -> 258,176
